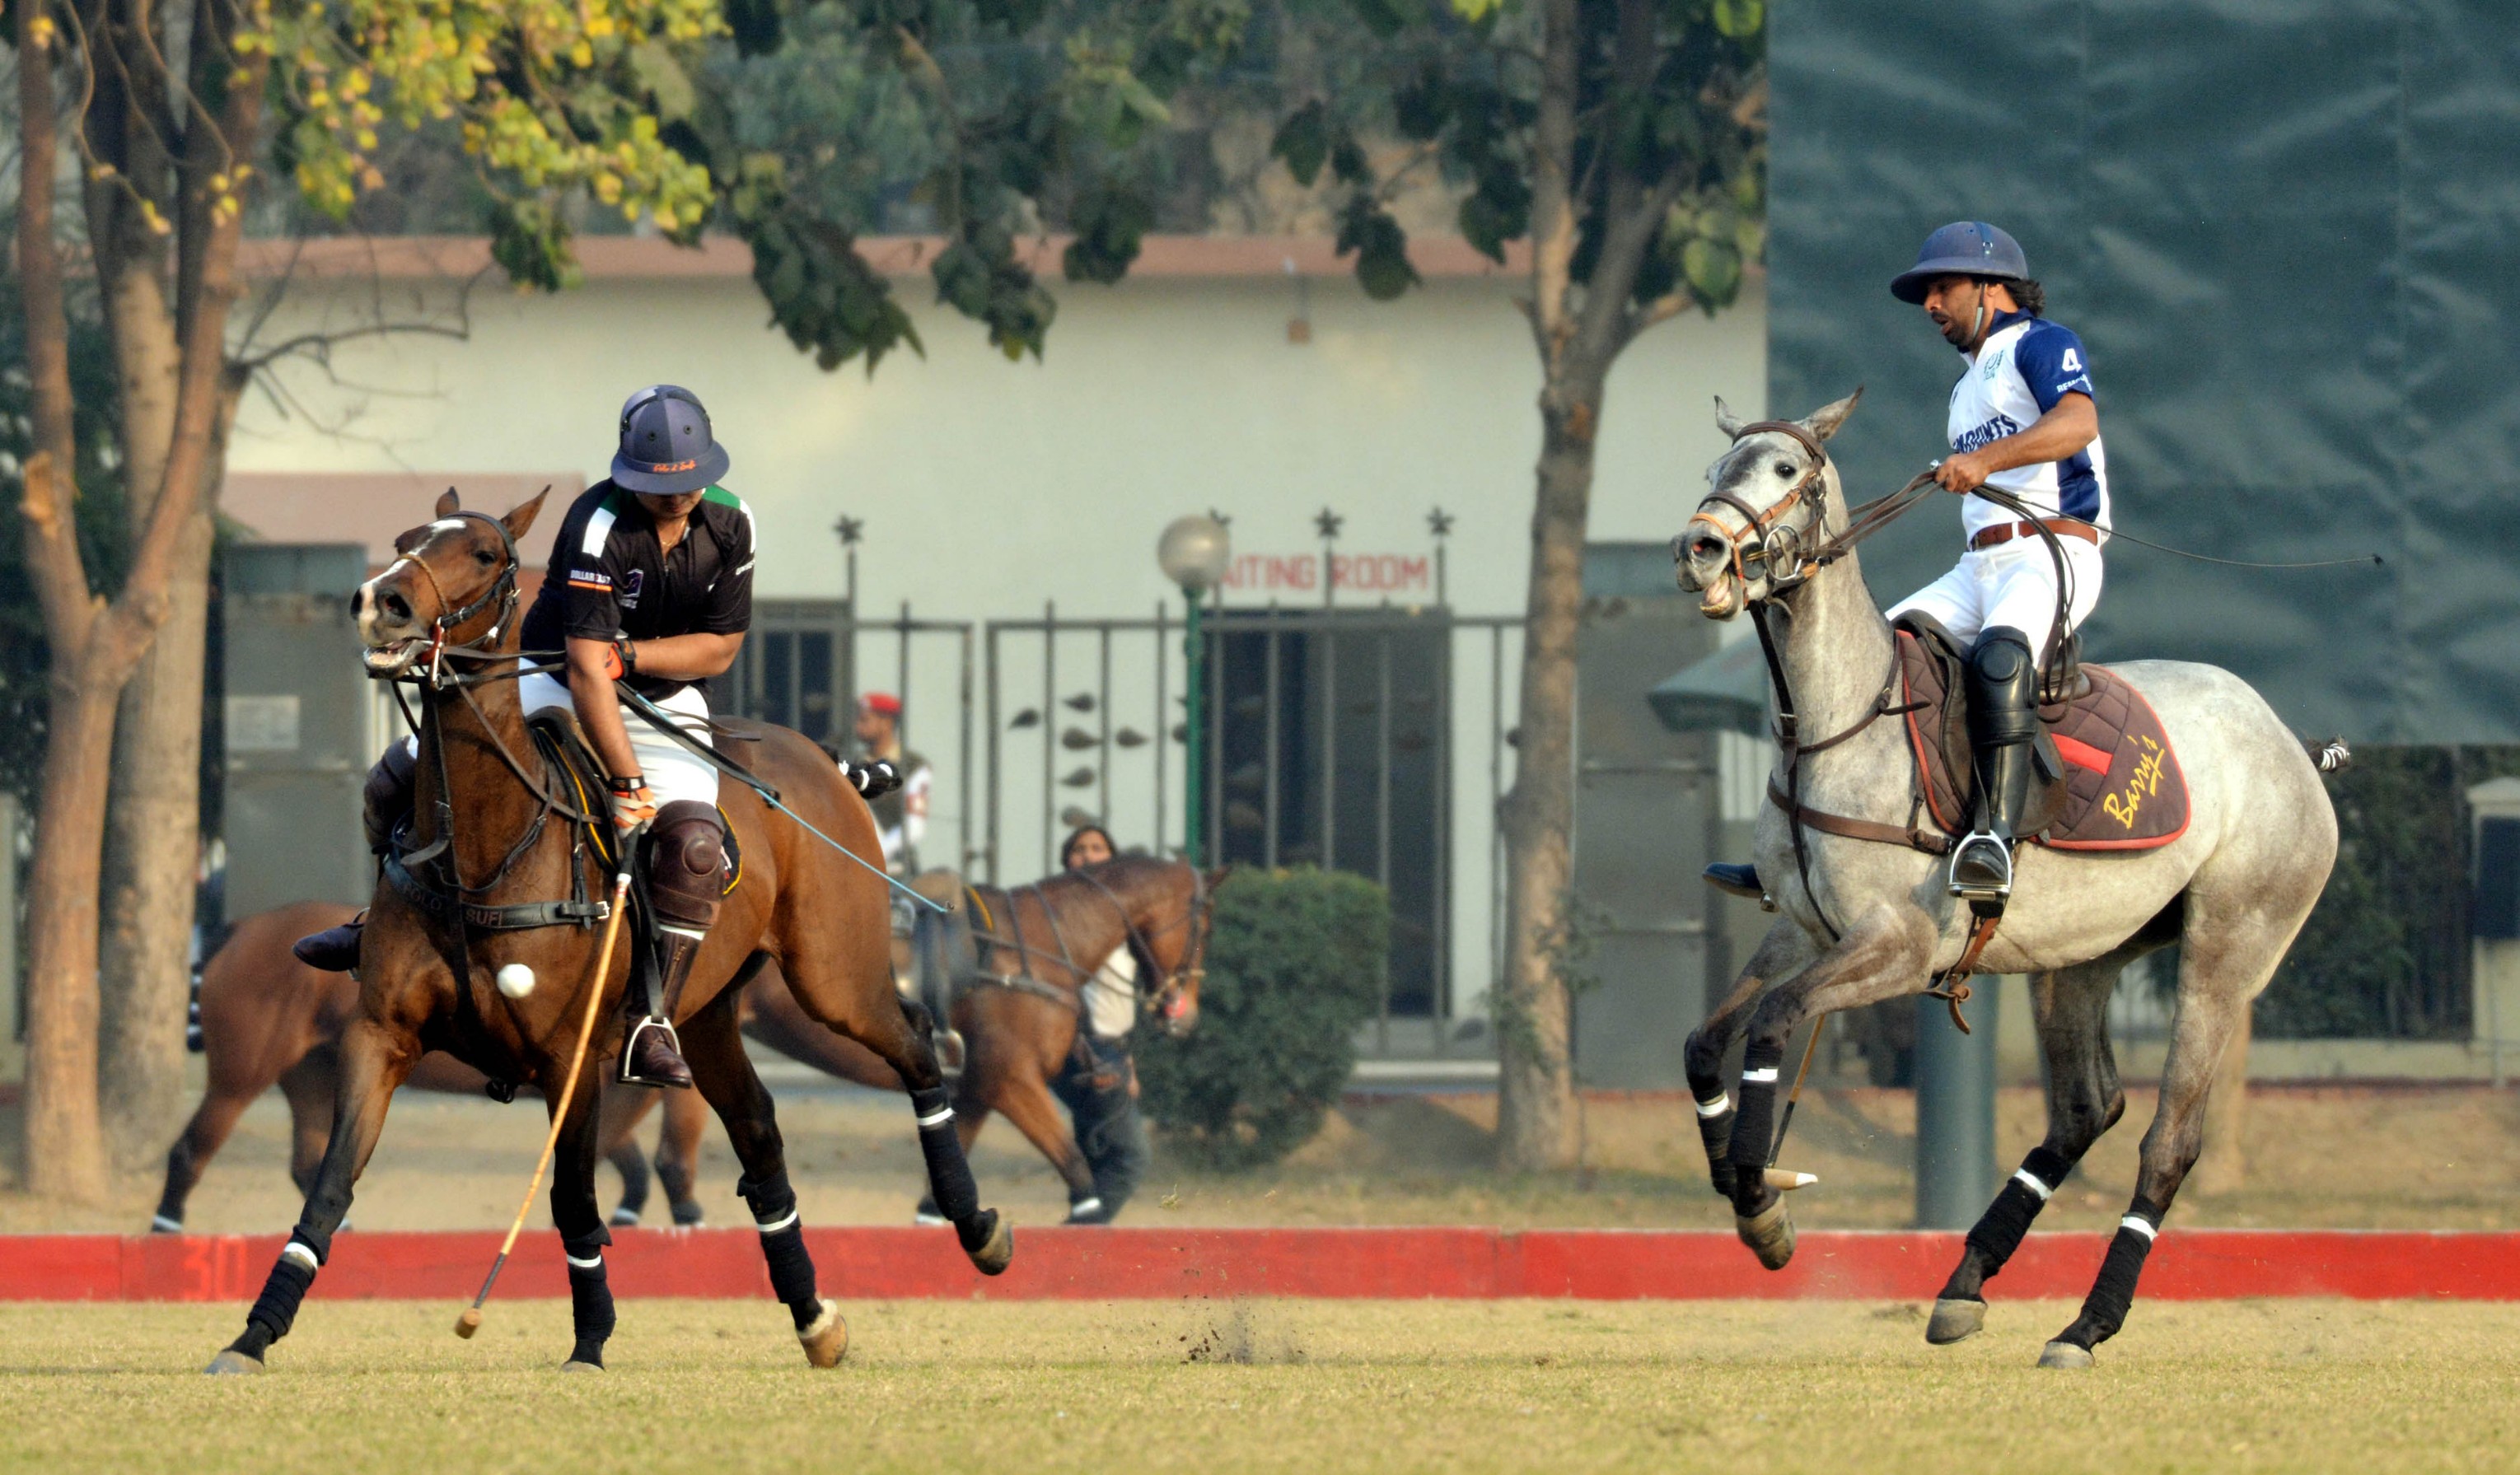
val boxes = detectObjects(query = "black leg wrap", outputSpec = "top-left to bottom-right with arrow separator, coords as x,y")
738,1169 -> 821,1328
233,1230 -> 325,1354
564,1239 -> 615,1368
2061,1196 -> 2163,1349
1964,1146 -> 2075,1270
910,1086 -> 981,1229
1723,1038 -> 1788,1212
1685,1055 -> 1738,1198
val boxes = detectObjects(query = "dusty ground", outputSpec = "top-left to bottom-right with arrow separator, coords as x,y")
4,1078 -> 2516,1235
4,1299 -> 2518,1473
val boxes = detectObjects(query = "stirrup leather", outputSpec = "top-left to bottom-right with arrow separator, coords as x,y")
619,1015 -> 689,1087
1947,829 -> 2015,901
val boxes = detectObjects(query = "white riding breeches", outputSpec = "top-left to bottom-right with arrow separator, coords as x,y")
518,672 -> 719,810
397,677 -> 720,809
1884,536 -> 2104,656
1083,945 -> 1138,1041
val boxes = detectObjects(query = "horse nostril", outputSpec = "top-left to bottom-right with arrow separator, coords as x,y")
383,591 -> 412,623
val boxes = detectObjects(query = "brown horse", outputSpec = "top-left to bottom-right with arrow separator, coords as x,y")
207,488 -> 1006,1376
601,857 -> 1217,1225
155,899 -> 708,1234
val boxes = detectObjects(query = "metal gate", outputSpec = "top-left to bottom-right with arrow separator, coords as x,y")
981,604 -> 1523,1056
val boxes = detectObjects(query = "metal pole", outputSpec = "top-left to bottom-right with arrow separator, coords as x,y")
1264,613 -> 1281,870
1208,589 -> 1225,870
1097,623 -> 1112,829
1042,601 -> 1056,877
1181,591 -> 1204,863
1915,987 -> 2000,1229
1321,620 -> 1337,871
984,624 -> 1001,884
1154,604 -> 1169,860
896,600 -> 913,751
957,623 -> 975,873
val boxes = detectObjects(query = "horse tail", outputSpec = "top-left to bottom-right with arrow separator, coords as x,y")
2305,736 -> 2352,775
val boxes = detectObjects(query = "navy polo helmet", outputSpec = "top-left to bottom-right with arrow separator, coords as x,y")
1890,222 -> 2030,305
612,385 -> 731,496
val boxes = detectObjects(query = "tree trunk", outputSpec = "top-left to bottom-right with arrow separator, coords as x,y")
98,501 -> 214,1169
21,672 -> 124,1201
1494,376 -> 1605,1172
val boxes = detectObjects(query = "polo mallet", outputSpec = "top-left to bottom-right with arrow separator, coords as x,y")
455,864 -> 635,1339
1760,1015 -> 1828,1193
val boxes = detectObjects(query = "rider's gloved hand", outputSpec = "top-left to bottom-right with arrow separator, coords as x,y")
609,774 -> 657,834
839,759 -> 902,800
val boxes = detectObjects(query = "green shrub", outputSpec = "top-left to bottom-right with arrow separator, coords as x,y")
1137,866 -> 1389,1170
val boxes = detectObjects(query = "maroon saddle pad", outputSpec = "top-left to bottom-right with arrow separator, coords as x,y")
1896,628 -> 2190,852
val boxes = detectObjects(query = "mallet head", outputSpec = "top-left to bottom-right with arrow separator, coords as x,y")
455,1307 -> 484,1338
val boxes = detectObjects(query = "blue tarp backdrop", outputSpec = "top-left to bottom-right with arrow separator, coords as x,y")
1765,1 -> 2520,743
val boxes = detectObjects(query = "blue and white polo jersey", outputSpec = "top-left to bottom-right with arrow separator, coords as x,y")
1947,310 -> 2109,542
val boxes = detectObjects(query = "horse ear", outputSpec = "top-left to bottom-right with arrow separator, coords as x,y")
435,488 -> 461,518
1799,386 -> 1864,442
1204,864 -> 1236,892
502,484 -> 552,543
1714,396 -> 1747,440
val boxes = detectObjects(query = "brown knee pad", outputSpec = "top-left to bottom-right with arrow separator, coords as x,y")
648,801 -> 725,931
362,743 -> 419,854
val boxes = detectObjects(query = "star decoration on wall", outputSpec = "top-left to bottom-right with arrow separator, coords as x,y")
1428,506 -> 1455,539
833,515 -> 864,545
1315,506 -> 1344,541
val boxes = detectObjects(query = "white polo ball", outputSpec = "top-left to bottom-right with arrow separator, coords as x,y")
495,963 -> 537,1001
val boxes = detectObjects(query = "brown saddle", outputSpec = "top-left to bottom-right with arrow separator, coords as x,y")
1894,615 -> 2190,852
524,709 -> 743,889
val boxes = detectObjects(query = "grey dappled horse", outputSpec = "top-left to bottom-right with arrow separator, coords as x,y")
1674,392 -> 2338,1369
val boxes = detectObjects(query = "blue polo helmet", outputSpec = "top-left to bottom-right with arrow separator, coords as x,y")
612,385 -> 731,495
1890,222 -> 2030,305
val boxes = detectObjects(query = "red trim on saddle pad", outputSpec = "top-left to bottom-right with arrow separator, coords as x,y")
2051,732 -> 2113,774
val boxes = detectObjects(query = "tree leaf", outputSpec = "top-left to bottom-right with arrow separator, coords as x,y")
1682,236 -> 1743,306
628,42 -> 697,126
1272,100 -> 1329,187
1713,0 -> 1764,38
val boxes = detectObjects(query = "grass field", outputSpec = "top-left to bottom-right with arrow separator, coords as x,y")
7,1081 -> 2518,1237
4,1299 -> 2518,1473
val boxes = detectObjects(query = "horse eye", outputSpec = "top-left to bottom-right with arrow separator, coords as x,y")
1774,461 -> 1795,478
473,548 -> 496,566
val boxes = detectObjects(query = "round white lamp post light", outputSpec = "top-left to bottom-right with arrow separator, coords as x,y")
1158,516 -> 1232,862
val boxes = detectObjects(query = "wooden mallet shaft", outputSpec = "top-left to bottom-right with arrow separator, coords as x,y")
456,868 -> 634,1339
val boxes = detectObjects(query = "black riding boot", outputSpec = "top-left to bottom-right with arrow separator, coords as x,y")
1702,861 -> 1765,901
291,745 -> 419,973
619,801 -> 722,1091
1950,628 -> 2041,903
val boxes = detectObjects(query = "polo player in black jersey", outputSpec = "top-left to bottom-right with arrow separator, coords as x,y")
295,386 -> 894,1088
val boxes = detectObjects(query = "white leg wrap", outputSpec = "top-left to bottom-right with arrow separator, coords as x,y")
916,1105 -> 955,1129
566,1251 -> 605,1270
2118,1215 -> 2159,1242
151,1214 -> 184,1234
1742,1067 -> 1779,1085
280,1242 -> 320,1272
1695,1094 -> 1730,1119
2013,1168 -> 2056,1201
754,1208 -> 801,1235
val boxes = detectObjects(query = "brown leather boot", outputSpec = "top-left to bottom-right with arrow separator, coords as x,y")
618,927 -> 701,1090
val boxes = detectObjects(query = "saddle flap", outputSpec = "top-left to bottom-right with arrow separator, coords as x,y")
1894,623 -> 2190,853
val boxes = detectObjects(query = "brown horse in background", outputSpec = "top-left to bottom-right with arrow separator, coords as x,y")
599,856 -> 1215,1225
208,489 -> 1007,1377
156,900 -> 707,1234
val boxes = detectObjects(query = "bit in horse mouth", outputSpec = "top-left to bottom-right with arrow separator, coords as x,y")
362,637 -> 425,672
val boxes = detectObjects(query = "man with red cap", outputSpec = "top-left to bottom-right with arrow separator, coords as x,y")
852,692 -> 931,873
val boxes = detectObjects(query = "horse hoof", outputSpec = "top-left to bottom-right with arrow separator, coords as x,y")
1734,1199 -> 1796,1271
152,1214 -> 184,1235
963,1211 -> 1014,1276
203,1349 -> 264,1376
2036,1340 -> 2095,1370
797,1298 -> 849,1369
671,1200 -> 707,1228
559,1359 -> 605,1374
1926,1298 -> 1986,1345
608,1208 -> 642,1228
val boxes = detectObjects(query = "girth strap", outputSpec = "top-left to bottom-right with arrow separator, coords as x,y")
963,970 -> 1079,1011
384,852 -> 612,932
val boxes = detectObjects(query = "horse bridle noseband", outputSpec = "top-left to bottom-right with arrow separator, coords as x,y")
1685,419 -> 1840,596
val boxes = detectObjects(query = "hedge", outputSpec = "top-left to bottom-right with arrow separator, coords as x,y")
1136,866 -> 1389,1170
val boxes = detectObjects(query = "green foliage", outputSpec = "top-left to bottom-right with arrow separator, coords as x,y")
1137,867 -> 1390,1170
2257,746 -> 2520,1039
1267,0 -> 1765,315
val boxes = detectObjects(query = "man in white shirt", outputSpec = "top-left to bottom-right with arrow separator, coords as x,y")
1704,222 -> 2107,912
1886,221 -> 2107,903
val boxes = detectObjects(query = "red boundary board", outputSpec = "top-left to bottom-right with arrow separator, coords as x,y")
6,1228 -> 2519,1303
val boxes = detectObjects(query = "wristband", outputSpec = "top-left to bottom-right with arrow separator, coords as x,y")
615,638 -> 638,674
608,774 -> 648,796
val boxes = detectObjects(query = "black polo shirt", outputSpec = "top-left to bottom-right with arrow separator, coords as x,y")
521,481 -> 756,702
